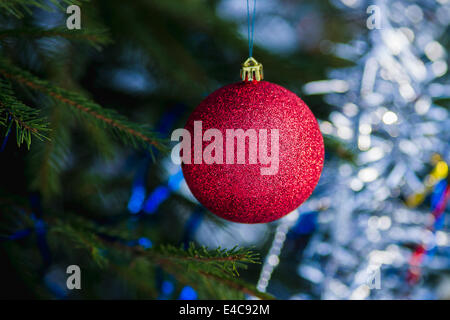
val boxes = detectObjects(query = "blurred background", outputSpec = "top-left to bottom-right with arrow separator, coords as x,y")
0,0 -> 449,299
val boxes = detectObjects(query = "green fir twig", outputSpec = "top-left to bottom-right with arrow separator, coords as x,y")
0,0 -> 85,18
0,59 -> 166,153
0,78 -> 50,149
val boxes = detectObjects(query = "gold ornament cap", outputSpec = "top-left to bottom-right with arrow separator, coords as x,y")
240,57 -> 263,82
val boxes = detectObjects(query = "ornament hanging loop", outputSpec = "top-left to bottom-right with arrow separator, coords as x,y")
240,57 -> 263,82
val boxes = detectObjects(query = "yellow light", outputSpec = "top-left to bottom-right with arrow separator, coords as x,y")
406,192 -> 425,208
431,161 -> 448,179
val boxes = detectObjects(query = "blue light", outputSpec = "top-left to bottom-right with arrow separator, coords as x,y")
431,179 -> 447,209
111,69 -> 155,94
435,213 -> 445,230
138,237 -> 152,249
6,228 -> 32,241
292,211 -> 317,235
179,286 -> 197,300
32,214 -> 47,235
142,186 -> 170,214
168,169 -> 184,191
127,185 -> 146,214
161,281 -> 174,295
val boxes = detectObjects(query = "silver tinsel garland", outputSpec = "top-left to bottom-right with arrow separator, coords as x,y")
295,0 -> 450,299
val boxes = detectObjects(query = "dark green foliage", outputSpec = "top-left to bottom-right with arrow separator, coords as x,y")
0,78 -> 50,148
0,0 -> 356,300
0,0 -> 84,18
0,27 -> 111,49
0,59 -> 166,153
48,215 -> 269,299
27,104 -> 72,199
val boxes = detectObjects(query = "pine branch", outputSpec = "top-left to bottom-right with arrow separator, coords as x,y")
141,244 -> 273,299
0,0 -> 85,18
0,78 -> 50,149
147,243 -> 260,277
28,105 -> 71,199
51,216 -> 269,299
0,59 -> 167,153
2,202 -> 273,299
151,250 -> 273,300
0,27 -> 112,49
197,271 -> 274,300
50,218 -> 109,268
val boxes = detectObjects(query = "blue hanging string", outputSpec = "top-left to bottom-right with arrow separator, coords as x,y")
247,0 -> 256,58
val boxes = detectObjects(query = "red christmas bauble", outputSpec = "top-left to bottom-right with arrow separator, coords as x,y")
182,80 -> 324,223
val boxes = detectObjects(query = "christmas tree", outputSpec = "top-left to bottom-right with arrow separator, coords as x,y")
0,0 -> 449,300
